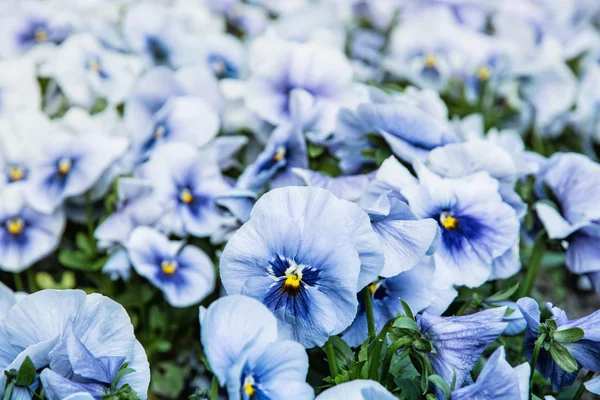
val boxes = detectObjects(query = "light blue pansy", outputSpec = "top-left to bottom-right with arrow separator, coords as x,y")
200,295 -> 313,400
221,187 -> 384,347
127,226 -> 216,308
0,186 -> 65,273
26,132 -> 128,214
315,379 -> 395,400
0,290 -> 149,399
136,142 -> 230,237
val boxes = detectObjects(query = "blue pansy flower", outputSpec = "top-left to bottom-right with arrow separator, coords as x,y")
373,157 -> 520,287
246,37 -> 358,130
237,123 -> 307,192
0,282 -> 15,320
221,187 -> 384,347
0,59 -> 41,118
43,33 -> 142,109
365,193 -> 439,277
26,133 -> 128,214
315,379 -> 396,400
586,375 -> 600,395
0,2 -> 70,58
534,153 -> 600,278
0,186 -> 65,272
127,227 -> 215,308
484,300 -> 527,336
200,295 -> 313,399
125,66 -> 221,160
137,142 -> 230,237
517,297 -> 600,391
0,111 -> 50,191
194,33 -> 247,80
0,290 -> 149,399
416,307 -> 508,388
451,346 -> 529,400
343,258 -> 444,347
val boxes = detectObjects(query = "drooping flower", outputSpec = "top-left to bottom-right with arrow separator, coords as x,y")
0,290 -> 149,399
517,297 -> 600,391
534,153 -> 600,278
25,132 -> 128,214
136,142 -> 230,237
343,257 -> 453,347
451,346 -> 529,400
372,156 -> 520,287
127,226 -> 216,308
416,307 -> 508,388
0,186 -> 65,272
200,295 -> 313,400
221,187 -> 384,347
315,379 -> 396,400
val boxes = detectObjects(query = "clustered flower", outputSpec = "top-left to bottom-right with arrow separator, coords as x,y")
0,0 -> 600,399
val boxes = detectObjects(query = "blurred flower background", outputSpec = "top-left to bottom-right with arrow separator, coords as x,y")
1,0 -> 600,399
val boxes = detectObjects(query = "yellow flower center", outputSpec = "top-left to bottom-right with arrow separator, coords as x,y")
440,211 -> 459,230
8,166 -> 25,182
89,59 -> 101,72
424,54 -> 437,68
161,260 -> 178,275
273,147 -> 286,162
243,376 -> 255,397
153,125 -> 166,139
179,188 -> 194,204
34,29 -> 47,43
6,218 -> 24,235
57,158 -> 72,176
284,265 -> 302,289
477,66 -> 491,81
368,282 -> 378,295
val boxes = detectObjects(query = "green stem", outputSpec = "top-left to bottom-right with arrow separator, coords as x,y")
27,269 -> 37,293
380,338 -> 412,381
368,320 -> 393,380
13,273 -> 24,292
573,370 -> 595,400
84,191 -> 95,240
456,301 -> 472,316
324,337 -> 339,378
210,376 -> 219,400
519,230 -> 546,298
529,332 -> 547,399
363,287 -> 376,340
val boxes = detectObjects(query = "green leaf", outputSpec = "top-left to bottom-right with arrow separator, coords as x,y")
400,299 -> 415,320
150,362 -> 188,399
397,379 -> 421,400
59,249 -> 92,270
328,336 -> 355,370
15,356 -> 36,387
548,343 -> 578,373
111,362 -> 136,390
307,143 -> 325,158
553,327 -> 584,343
393,316 -> 419,332
76,232 -> 96,256
487,282 -> 520,302
428,375 -> 451,400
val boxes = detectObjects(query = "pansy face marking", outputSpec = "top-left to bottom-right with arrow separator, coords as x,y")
161,259 -> 178,275
6,217 -> 24,236
273,146 -> 286,163
57,157 -> 72,176
7,165 -> 26,182
440,210 -> 458,230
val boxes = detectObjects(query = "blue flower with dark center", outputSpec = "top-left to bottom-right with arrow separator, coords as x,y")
221,187 -> 384,347
0,186 -> 65,272
137,142 -> 230,237
208,54 -> 239,79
